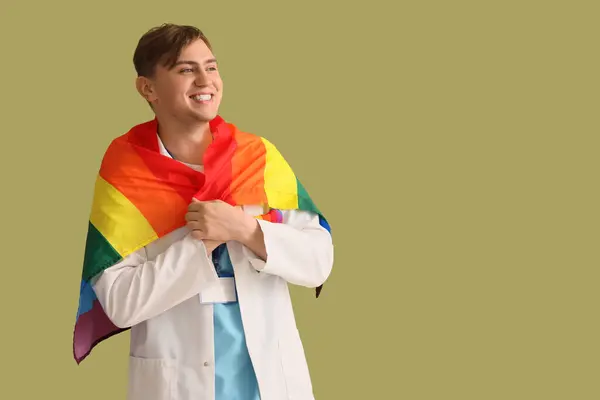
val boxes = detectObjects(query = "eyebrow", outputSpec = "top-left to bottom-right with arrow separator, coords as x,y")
173,58 -> 218,67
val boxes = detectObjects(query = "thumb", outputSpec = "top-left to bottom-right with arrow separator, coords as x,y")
192,197 -> 201,203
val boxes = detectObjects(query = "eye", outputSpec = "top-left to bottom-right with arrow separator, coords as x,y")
180,68 -> 194,73
207,65 -> 218,72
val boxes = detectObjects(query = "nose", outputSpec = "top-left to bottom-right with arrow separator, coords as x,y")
194,70 -> 209,87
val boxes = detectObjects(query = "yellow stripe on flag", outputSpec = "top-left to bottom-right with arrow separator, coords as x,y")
90,175 -> 158,257
261,138 -> 299,209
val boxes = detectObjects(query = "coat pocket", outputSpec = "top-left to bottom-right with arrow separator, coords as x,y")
128,356 -> 177,400
278,330 -> 315,400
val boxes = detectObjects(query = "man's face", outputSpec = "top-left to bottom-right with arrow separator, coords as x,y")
143,38 -> 223,123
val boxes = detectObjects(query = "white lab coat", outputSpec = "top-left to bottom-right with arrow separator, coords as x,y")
92,168 -> 334,399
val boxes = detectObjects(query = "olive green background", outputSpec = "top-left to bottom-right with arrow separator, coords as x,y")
1,1 -> 597,399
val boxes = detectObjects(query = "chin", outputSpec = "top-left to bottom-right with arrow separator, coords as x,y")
188,111 -> 218,123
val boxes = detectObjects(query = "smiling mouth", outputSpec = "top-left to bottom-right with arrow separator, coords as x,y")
190,94 -> 213,102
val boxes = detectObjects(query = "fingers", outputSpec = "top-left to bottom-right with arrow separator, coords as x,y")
187,202 -> 203,212
189,198 -> 223,208
190,198 -> 219,205
185,211 -> 201,222
188,198 -> 210,212
186,198 -> 224,243
186,210 -> 207,236
186,221 -> 205,231
185,210 -> 211,224
187,200 -> 216,213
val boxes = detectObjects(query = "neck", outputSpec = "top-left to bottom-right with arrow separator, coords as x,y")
156,115 -> 212,165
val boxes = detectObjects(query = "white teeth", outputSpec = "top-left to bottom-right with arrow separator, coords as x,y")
192,94 -> 212,101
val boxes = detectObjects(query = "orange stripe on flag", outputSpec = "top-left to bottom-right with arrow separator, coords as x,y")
231,130 -> 268,205
99,140 -> 189,236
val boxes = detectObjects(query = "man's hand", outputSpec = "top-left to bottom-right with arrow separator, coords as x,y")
186,198 -> 268,261
186,198 -> 255,243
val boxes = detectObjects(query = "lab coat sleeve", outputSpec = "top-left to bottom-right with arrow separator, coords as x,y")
242,209 -> 334,288
91,233 -> 218,329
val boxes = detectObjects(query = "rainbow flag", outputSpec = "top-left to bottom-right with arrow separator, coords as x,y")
73,116 -> 331,364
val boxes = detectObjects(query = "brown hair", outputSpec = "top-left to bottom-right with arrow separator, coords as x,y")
133,23 -> 212,78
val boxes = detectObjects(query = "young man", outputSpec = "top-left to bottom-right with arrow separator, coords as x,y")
73,24 -> 334,400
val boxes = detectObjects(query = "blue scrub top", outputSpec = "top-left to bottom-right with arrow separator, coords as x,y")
212,244 -> 261,400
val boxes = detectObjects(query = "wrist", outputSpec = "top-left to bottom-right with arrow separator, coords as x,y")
235,213 -> 260,245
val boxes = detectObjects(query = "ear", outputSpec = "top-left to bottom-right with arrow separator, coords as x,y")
135,76 -> 158,103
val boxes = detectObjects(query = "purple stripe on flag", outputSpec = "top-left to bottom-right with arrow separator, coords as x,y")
73,299 -> 126,364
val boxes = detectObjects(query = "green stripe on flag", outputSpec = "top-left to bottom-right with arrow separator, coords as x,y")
82,221 -> 121,281
296,179 -> 320,215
